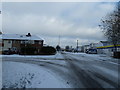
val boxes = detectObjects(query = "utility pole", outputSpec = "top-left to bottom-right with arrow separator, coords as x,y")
77,40 -> 78,52
56,35 -> 61,52
58,35 -> 60,46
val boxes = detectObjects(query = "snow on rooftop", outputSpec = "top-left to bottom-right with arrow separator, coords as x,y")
0,34 -> 43,41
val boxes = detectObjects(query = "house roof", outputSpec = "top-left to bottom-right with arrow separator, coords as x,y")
0,33 -> 43,41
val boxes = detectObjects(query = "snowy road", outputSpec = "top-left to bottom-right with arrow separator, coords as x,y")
2,52 -> 120,88
62,52 -> 119,88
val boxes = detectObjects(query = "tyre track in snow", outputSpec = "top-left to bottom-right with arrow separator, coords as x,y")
62,53 -> 119,88
2,53 -> 119,88
62,54 -> 103,88
2,57 -> 84,88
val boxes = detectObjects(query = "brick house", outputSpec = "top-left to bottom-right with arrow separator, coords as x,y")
0,33 -> 44,54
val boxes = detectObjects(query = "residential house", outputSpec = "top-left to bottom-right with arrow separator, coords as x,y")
0,33 -> 44,54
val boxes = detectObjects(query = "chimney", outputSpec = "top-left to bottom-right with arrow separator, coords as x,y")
0,31 -> 2,34
26,33 -> 31,37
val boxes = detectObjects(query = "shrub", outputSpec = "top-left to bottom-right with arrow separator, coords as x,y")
40,46 -> 56,55
113,52 -> 120,59
20,44 -> 36,55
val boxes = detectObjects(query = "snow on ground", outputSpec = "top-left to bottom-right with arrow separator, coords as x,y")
92,65 -> 118,79
1,53 -> 67,66
65,52 -> 119,64
2,53 -> 70,88
1,52 -> 64,60
1,52 -> 119,88
2,61 -> 69,88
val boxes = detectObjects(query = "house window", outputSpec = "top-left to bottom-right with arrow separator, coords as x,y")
30,40 -> 34,44
34,41 -> 39,44
8,40 -> 11,43
21,40 -> 26,44
117,48 -> 120,51
21,40 -> 30,44
12,40 -> 16,43
39,41 -> 42,44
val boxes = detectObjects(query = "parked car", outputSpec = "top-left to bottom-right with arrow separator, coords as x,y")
86,49 -> 97,54
85,49 -> 89,53
2,50 -> 11,55
2,49 -> 19,55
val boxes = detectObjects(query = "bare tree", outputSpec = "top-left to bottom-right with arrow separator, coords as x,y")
99,2 -> 120,52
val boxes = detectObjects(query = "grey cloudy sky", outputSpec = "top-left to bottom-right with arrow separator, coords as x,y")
2,1 -> 117,48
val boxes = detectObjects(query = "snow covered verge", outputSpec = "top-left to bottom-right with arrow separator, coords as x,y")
64,52 -> 119,64
0,52 -> 64,60
2,61 -> 68,88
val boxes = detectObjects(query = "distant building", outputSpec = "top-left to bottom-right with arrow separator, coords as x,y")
96,41 -> 120,56
89,43 -> 98,49
81,41 -> 120,56
0,39 -> 2,54
0,32 -> 2,54
74,46 -> 82,52
81,45 -> 90,53
0,33 -> 44,54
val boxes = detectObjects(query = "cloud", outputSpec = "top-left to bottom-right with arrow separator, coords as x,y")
2,0 -> 119,2
2,2 -> 116,47
3,12 -> 104,46
3,13 -> 103,37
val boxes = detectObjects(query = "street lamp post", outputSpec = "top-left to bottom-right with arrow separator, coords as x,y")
77,40 -> 78,53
